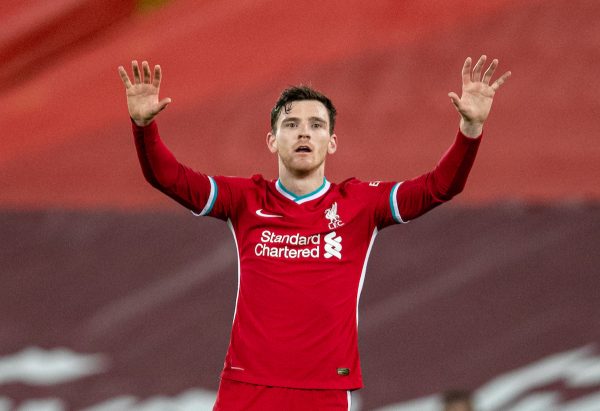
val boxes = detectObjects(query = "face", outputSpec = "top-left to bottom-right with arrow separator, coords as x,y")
266,100 -> 337,176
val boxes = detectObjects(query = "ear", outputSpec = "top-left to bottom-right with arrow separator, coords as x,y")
327,133 -> 338,154
266,131 -> 278,153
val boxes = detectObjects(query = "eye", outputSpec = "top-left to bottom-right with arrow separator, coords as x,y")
286,122 -> 297,128
312,123 -> 322,128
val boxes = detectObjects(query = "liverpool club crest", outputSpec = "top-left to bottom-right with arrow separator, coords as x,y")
325,202 -> 344,230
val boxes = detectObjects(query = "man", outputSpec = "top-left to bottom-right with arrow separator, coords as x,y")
118,56 -> 510,411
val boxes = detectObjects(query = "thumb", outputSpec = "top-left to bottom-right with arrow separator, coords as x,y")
448,92 -> 461,111
156,97 -> 172,113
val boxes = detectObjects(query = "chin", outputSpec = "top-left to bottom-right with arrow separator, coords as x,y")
294,162 -> 326,176
281,155 -> 324,175
290,166 -> 314,175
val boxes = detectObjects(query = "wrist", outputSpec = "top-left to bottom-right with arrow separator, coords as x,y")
132,117 -> 153,127
460,119 -> 483,138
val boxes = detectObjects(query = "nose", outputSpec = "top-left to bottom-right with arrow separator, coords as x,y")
297,123 -> 311,139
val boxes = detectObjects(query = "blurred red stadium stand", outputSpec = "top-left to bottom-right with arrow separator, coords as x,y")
0,0 -> 598,207
0,0 -> 135,91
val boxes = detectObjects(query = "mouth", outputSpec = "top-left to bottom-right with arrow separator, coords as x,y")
294,145 -> 312,153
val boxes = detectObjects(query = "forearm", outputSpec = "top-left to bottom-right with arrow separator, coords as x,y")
120,61 -> 219,215
132,120 -> 214,213
132,119 -> 181,188
428,129 -> 482,200
396,130 -> 481,221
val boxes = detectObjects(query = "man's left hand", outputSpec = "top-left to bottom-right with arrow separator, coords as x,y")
449,55 -> 511,137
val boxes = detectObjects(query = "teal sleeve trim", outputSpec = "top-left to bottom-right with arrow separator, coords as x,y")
192,176 -> 218,217
389,182 -> 403,224
202,176 -> 218,216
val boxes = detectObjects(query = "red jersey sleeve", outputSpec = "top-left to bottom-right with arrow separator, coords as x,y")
372,130 -> 482,228
132,120 -> 245,220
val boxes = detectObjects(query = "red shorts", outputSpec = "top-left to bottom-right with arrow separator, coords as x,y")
213,378 -> 352,411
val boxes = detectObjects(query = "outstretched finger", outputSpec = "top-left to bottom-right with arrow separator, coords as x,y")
472,55 -> 486,82
132,60 -> 141,84
142,61 -> 152,84
152,65 -> 162,88
461,57 -> 472,86
491,71 -> 512,91
118,66 -> 132,89
482,59 -> 498,84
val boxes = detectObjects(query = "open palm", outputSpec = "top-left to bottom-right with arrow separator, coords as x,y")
118,61 -> 171,126
448,56 -> 511,126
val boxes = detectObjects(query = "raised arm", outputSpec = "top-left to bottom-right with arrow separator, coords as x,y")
118,61 -> 215,215
392,56 -> 511,222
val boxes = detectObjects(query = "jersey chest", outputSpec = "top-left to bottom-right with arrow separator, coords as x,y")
233,190 -> 372,263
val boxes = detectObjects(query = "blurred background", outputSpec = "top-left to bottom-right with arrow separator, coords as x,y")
0,0 -> 599,410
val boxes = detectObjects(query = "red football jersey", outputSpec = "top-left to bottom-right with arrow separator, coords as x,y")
133,121 -> 481,389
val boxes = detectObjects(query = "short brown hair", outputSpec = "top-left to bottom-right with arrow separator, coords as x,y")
271,85 -> 337,134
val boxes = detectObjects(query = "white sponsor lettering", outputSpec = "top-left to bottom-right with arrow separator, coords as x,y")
255,243 -> 320,258
255,230 -> 335,260
260,230 -> 320,245
324,231 -> 342,259
255,230 -> 343,260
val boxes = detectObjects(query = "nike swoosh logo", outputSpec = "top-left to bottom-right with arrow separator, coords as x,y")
256,209 -> 283,218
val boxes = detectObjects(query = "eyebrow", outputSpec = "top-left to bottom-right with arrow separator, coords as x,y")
281,116 -> 327,124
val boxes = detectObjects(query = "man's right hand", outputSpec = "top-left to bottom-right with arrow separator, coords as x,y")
118,60 -> 172,127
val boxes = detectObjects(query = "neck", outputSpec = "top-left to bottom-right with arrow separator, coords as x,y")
278,165 -> 326,197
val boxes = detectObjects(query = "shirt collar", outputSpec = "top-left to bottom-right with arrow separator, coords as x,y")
275,178 -> 330,204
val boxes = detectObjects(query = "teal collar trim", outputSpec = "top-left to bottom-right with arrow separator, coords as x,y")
276,178 -> 330,204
